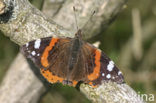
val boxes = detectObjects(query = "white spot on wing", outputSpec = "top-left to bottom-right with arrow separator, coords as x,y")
118,71 -> 122,75
107,61 -> 114,71
31,51 -> 36,56
102,73 -> 105,76
37,54 -> 40,56
26,43 -> 29,47
34,39 -> 41,49
106,74 -> 111,79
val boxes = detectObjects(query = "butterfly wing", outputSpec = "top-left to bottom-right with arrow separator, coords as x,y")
21,37 -> 53,69
21,37 -> 124,87
21,37 -> 73,84
81,43 -> 124,86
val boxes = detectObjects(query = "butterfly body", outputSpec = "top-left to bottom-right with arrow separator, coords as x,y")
21,29 -> 124,87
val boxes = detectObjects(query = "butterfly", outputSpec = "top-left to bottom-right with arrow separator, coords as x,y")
21,29 -> 124,87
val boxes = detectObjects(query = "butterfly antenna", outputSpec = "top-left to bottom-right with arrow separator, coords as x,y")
73,6 -> 79,31
82,10 -> 95,29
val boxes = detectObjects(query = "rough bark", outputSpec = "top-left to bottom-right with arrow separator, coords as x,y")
0,0 -> 145,103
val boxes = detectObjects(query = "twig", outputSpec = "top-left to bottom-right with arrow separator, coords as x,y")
132,8 -> 143,60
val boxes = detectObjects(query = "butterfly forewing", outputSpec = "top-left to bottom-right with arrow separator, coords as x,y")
21,37 -> 74,84
81,43 -> 124,86
21,37 -> 52,68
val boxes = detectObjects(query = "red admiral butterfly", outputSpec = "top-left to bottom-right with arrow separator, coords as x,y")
21,29 -> 124,87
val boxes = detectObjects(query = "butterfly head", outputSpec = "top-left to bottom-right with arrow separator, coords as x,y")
75,29 -> 82,39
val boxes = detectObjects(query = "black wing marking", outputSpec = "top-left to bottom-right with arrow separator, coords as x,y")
92,51 -> 124,85
21,37 -> 52,68
81,42 -> 124,86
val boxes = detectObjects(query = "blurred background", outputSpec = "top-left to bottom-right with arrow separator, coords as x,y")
0,0 -> 155,103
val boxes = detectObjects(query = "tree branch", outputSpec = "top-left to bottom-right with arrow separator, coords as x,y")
0,0 -> 145,103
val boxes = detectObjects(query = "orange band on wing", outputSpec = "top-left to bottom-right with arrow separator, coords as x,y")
41,69 -> 78,87
89,82 -> 97,88
41,38 -> 59,67
41,68 -> 64,83
72,81 -> 78,87
87,49 -> 101,81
